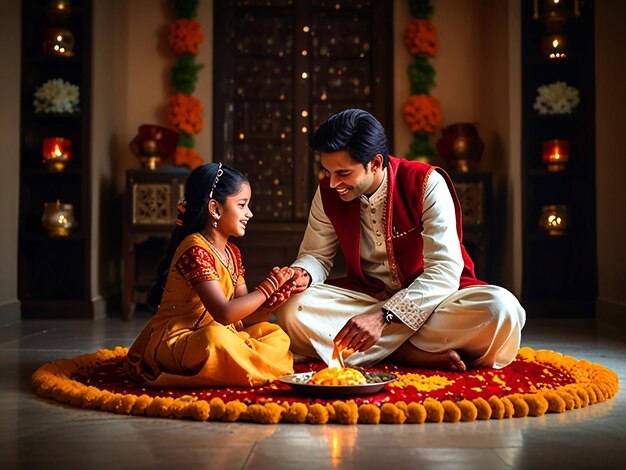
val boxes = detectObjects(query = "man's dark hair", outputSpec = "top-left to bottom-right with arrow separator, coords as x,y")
310,108 -> 389,168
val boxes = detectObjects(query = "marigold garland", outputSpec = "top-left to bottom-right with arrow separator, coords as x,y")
167,93 -> 203,134
403,94 -> 442,133
173,146 -> 204,169
404,0 -> 440,161
404,18 -> 439,57
167,18 -> 203,55
166,0 -> 204,170
31,347 -> 619,425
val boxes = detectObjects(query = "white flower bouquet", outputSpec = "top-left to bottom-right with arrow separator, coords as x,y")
533,81 -> 580,115
33,78 -> 80,114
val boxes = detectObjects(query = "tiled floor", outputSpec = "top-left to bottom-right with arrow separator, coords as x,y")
1,316 -> 625,469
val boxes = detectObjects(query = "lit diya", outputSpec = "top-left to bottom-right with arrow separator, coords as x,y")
279,344 -> 396,398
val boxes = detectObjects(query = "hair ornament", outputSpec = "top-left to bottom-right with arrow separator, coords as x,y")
209,163 -> 224,199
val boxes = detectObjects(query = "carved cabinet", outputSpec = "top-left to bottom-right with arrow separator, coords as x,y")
122,167 -> 189,320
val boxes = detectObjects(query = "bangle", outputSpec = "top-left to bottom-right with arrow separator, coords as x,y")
256,272 -> 280,300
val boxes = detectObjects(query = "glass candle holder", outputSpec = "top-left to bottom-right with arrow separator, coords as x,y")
43,28 -> 75,57
43,137 -> 72,171
539,204 -> 568,236
42,200 -> 77,237
542,140 -> 570,172
541,33 -> 568,60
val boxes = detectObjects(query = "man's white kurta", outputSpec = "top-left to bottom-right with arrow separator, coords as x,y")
276,169 -> 525,368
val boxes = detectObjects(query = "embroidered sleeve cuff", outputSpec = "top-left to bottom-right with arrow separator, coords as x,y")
383,292 -> 432,331
291,254 -> 329,285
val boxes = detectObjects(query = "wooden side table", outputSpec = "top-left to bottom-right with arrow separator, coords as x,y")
122,166 -> 190,320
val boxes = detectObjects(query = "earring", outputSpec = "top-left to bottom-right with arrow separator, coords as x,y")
212,221 -> 218,228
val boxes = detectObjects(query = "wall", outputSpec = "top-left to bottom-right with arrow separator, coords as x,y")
4,0 -> 621,322
111,0 -> 214,192
595,0 -> 626,330
0,0 -> 21,322
393,0 -> 522,293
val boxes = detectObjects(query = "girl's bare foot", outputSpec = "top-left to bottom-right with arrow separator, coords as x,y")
388,342 -> 467,372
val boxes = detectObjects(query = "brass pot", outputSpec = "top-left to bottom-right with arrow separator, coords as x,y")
42,200 -> 77,237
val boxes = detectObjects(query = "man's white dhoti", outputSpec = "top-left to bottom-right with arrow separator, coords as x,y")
275,283 -> 525,369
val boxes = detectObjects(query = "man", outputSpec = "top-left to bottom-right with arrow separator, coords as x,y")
274,109 -> 525,371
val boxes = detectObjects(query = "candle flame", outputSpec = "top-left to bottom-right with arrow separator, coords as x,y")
53,145 -> 63,157
548,215 -> 562,227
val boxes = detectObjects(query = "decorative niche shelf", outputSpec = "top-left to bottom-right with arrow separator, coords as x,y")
520,0 -> 597,317
18,0 -> 96,318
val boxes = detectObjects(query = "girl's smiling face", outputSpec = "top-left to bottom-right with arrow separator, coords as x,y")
214,182 -> 253,238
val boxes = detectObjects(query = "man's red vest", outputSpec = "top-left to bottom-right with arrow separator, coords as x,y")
319,155 -> 485,298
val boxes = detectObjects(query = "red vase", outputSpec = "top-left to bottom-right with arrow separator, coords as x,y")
436,123 -> 484,172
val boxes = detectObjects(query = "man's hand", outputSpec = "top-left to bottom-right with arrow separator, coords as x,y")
289,267 -> 311,294
333,309 -> 386,353
263,267 -> 310,308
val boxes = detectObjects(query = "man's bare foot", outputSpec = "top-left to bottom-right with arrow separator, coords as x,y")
387,342 -> 467,372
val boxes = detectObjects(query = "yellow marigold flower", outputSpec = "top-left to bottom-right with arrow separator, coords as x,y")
209,397 -> 226,420
131,394 -> 152,415
442,400 -> 461,423
284,403 -> 308,423
501,396 -> 516,418
80,386 -> 102,410
457,399 -> 478,422
187,400 -> 211,421
146,396 -> 174,417
306,404 -> 329,425
325,403 -> 336,421
542,390 -> 566,413
114,394 -> 136,415
516,346 -> 536,361
472,397 -> 492,420
488,396 -> 505,419
102,392 -> 125,412
406,402 -> 427,424
223,400 -> 248,422
332,400 -> 359,424
524,393 -> 548,416
358,404 -> 381,424
380,403 -> 406,424
247,403 -> 284,424
423,397 -> 444,423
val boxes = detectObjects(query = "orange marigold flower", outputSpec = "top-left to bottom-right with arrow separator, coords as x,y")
174,146 -> 204,169
403,94 -> 442,133
168,93 -> 203,134
404,19 -> 439,57
168,19 -> 203,55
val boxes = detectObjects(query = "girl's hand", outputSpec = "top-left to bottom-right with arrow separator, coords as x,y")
272,266 -> 296,289
256,267 -> 295,301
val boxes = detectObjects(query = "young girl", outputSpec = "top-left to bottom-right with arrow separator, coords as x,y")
124,163 -> 295,387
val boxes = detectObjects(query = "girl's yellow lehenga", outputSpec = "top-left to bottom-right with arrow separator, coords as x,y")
124,233 -> 294,388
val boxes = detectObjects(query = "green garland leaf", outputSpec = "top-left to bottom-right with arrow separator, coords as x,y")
409,0 -> 434,19
173,0 -> 199,19
408,55 -> 436,95
406,132 -> 435,159
171,53 -> 204,94
177,132 -> 195,149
